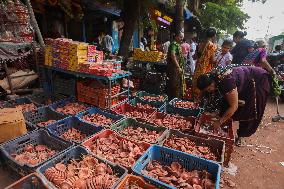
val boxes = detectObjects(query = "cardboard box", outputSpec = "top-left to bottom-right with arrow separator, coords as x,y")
0,108 -> 27,143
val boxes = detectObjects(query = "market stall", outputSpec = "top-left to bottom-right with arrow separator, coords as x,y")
0,2 -> 238,189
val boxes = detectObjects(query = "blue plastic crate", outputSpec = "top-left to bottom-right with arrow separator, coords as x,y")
132,145 -> 221,189
2,97 -> 42,113
129,97 -> 166,112
76,107 -> 124,128
166,104 -> 203,118
135,91 -> 168,107
24,106 -> 68,129
29,92 -> 66,106
52,73 -> 76,97
36,146 -> 128,189
47,117 -> 104,144
167,98 -> 203,117
49,98 -> 91,116
158,129 -> 225,164
0,129 -> 73,176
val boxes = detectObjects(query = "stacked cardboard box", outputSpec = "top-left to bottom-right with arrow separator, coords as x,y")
87,45 -> 97,63
59,40 -> 71,70
69,42 -> 88,71
44,45 -> 52,66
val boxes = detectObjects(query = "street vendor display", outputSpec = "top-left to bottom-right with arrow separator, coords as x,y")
44,38 -> 123,77
133,48 -> 165,63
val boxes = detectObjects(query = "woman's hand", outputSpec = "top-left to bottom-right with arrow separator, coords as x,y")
177,67 -> 182,74
213,120 -> 221,134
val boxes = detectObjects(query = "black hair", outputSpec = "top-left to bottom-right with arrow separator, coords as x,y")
222,39 -> 233,47
206,27 -> 217,38
248,40 -> 255,48
197,74 -> 214,90
233,31 -> 247,38
174,31 -> 184,38
275,45 -> 282,51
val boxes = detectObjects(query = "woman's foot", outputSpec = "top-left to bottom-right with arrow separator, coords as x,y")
235,137 -> 246,147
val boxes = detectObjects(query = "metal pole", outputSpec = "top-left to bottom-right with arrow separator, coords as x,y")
24,0 -> 45,49
3,61 -> 14,94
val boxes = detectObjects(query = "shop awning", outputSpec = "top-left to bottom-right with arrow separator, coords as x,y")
82,0 -> 121,16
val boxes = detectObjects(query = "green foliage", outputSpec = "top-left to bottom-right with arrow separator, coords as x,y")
199,2 -> 249,34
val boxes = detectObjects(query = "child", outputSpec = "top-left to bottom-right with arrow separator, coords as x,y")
214,39 -> 233,67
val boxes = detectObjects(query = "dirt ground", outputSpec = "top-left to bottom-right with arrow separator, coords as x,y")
0,99 -> 283,189
222,98 -> 284,189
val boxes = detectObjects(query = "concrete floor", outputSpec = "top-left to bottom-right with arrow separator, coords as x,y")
0,167 -> 18,188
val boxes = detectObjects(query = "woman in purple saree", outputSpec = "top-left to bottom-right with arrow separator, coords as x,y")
197,66 -> 271,145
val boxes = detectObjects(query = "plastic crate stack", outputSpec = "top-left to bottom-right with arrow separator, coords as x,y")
53,73 -> 76,97
141,72 -> 167,94
77,79 -> 121,108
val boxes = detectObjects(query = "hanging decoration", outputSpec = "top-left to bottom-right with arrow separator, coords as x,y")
58,0 -> 84,21
0,0 -> 34,43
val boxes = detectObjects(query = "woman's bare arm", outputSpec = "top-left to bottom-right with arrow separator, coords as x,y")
219,88 -> 239,124
171,52 -> 181,71
260,58 -> 275,74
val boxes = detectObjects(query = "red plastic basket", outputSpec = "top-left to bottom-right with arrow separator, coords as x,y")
194,113 -> 235,166
148,111 -> 196,134
82,129 -> 150,169
116,175 -> 157,189
5,173 -> 49,189
112,103 -> 156,122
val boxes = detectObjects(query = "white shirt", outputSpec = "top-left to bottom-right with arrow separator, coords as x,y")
190,42 -> 197,56
214,52 -> 233,67
102,35 -> 114,52
162,41 -> 170,54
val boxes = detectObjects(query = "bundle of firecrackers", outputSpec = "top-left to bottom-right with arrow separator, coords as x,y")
79,61 -> 123,76
133,48 -> 164,62
77,79 -> 121,108
44,38 -> 124,77
44,38 -> 102,69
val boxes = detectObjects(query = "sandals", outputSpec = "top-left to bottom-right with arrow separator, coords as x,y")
235,137 -> 246,147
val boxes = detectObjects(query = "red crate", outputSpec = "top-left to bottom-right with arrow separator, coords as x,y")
5,173 -> 49,189
194,113 -> 235,166
112,103 -> 156,122
82,129 -> 150,169
116,175 -> 157,189
148,112 -> 196,133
